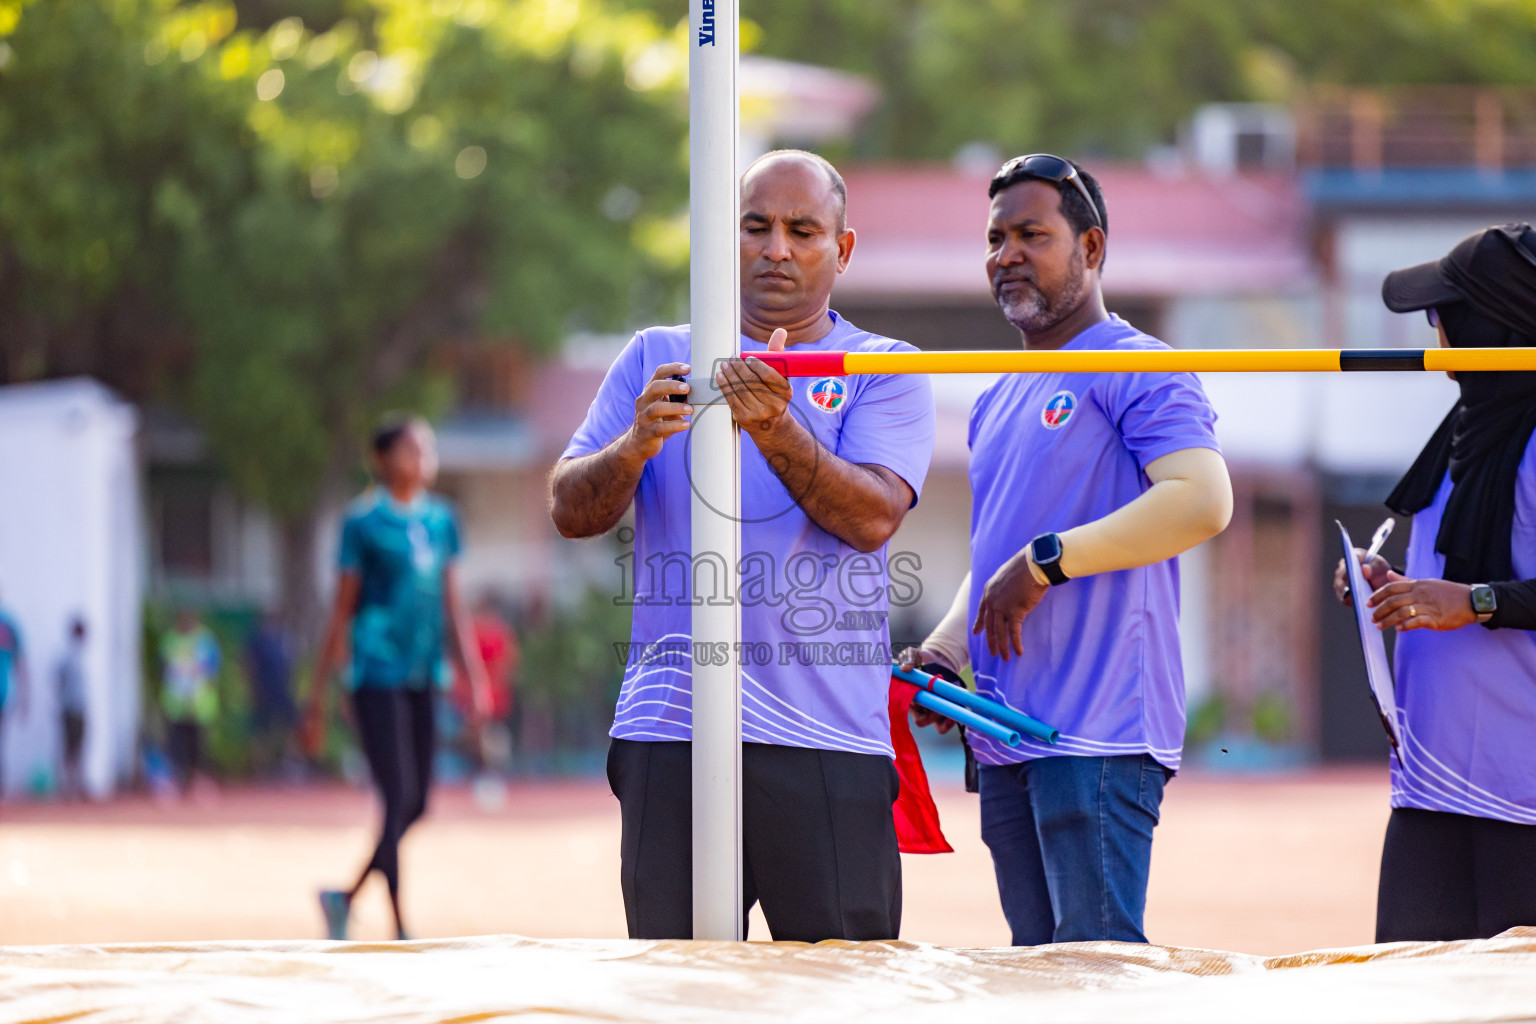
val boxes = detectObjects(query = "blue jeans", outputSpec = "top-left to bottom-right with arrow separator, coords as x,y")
979,753 -> 1170,945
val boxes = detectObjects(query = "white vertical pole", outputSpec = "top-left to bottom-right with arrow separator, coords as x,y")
689,0 -> 743,941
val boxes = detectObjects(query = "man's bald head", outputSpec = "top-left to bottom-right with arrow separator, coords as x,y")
738,149 -> 856,332
742,149 -> 847,232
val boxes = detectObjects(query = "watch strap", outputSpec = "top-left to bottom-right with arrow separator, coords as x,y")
1035,551 -> 1069,586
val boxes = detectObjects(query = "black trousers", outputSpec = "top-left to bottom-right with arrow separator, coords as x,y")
353,687 -> 436,897
1377,807 -> 1536,942
166,721 -> 201,790
63,711 -> 86,764
606,739 -> 902,942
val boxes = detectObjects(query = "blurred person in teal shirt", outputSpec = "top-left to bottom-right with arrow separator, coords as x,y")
304,414 -> 491,942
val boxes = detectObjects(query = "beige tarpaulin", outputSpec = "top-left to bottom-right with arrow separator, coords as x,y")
2,930 -> 1534,1023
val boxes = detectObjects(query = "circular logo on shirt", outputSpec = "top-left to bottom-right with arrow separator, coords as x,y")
807,376 -> 848,413
1041,390 -> 1077,430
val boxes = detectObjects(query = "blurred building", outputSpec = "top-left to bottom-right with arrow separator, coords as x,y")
0,380 -> 142,797
143,409 -> 282,607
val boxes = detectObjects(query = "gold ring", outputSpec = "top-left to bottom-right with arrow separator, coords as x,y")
1408,605 -> 1417,618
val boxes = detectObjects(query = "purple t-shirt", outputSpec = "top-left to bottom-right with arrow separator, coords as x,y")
966,315 -> 1220,770
1392,436 -> 1536,825
561,311 -> 935,757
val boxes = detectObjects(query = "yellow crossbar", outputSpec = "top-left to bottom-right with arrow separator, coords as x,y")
834,348 -> 1536,375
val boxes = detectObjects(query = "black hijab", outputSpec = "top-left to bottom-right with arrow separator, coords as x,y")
1385,232 -> 1536,583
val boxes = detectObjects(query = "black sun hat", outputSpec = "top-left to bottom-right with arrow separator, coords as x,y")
1382,223 -> 1536,338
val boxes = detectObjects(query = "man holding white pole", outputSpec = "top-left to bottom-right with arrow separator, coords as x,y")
550,151 -> 935,941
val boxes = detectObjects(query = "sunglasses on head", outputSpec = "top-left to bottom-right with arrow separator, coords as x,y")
992,154 -> 1104,230
1427,307 -> 1440,329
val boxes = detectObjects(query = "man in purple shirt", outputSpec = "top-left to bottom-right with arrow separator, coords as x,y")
907,156 -> 1232,945
550,151 -> 934,941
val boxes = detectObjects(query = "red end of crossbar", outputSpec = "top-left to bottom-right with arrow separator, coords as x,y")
743,350 -> 848,378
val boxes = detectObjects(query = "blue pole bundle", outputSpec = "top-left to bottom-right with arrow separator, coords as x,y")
893,664 -> 1061,745
911,690 -> 1021,747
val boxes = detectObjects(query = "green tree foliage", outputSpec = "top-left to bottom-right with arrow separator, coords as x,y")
0,0 -> 687,623
164,1 -> 688,521
623,0 -> 1536,160
0,1 -> 250,390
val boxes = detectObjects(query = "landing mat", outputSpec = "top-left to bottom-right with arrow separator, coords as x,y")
2,930 -> 1534,1023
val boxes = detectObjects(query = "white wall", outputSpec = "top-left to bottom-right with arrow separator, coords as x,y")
0,380 -> 142,798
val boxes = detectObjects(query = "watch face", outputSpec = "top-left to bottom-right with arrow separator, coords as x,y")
1472,586 -> 1497,614
1031,534 -> 1062,564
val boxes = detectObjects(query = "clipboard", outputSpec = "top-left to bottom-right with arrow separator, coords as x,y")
1337,521 -> 1401,751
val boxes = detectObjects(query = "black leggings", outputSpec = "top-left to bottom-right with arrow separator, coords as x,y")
353,687 -> 436,897
1377,807 -> 1536,942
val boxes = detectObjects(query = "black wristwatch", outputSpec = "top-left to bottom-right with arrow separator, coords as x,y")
1029,532 -> 1069,586
1471,583 -> 1497,624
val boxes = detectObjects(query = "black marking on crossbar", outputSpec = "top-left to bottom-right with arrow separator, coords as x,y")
1340,350 -> 1426,372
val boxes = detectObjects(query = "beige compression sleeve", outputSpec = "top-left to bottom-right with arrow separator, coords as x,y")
1046,446 -> 1232,581
920,572 -> 971,673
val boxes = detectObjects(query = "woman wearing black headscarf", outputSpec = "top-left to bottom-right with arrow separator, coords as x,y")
1333,223 -> 1536,942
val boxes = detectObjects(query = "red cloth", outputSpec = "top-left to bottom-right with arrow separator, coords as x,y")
888,677 -> 953,854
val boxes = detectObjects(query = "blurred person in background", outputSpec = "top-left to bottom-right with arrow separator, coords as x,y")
245,611 -> 298,777
1335,224 -> 1536,942
56,616 -> 88,800
452,595 -> 518,771
160,609 -> 221,798
0,590 -> 28,795
304,414 -> 492,942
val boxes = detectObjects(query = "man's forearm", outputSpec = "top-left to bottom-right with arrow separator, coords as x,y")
550,437 -> 648,539
748,417 -> 906,552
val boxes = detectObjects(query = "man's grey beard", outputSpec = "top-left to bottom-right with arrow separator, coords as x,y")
997,246 -> 1088,334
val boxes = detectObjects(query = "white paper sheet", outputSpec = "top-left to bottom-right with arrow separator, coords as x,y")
1338,521 -> 1400,749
